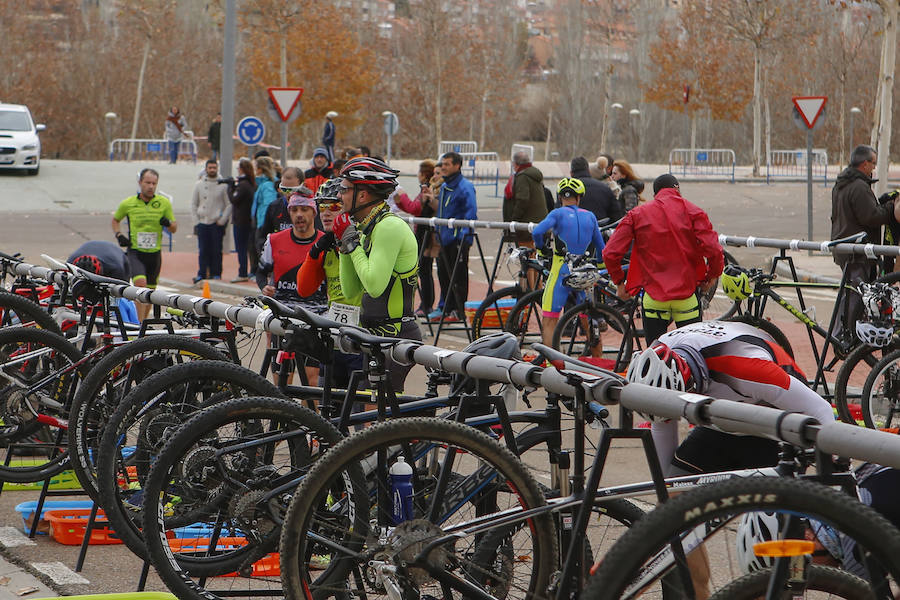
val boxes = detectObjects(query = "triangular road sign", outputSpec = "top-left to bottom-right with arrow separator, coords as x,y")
792,96 -> 827,129
267,87 -> 304,122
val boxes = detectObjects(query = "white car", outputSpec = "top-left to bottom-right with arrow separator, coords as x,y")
0,103 -> 45,175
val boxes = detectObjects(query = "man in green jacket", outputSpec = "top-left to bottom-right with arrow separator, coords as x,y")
332,157 -> 422,391
504,150 -> 548,247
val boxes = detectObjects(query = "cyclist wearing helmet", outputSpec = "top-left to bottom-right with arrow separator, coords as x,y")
532,178 -> 606,351
67,240 -> 131,283
333,157 -> 422,391
626,320 -> 834,477
603,173 -> 723,344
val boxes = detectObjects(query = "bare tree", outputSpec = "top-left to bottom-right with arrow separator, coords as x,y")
873,0 -> 898,195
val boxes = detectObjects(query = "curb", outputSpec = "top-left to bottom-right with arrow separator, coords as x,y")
772,260 -> 840,285
158,277 -> 257,298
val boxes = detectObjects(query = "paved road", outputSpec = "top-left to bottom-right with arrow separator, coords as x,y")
0,161 -> 851,596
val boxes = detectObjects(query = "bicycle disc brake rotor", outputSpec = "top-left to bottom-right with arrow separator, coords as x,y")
0,385 -> 40,439
388,519 -> 450,585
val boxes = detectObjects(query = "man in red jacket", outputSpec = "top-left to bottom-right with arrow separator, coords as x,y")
603,174 -> 724,344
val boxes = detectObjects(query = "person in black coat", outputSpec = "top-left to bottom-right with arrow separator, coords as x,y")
228,158 -> 257,281
570,156 -> 623,224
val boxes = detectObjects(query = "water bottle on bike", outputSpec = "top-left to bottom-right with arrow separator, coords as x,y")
390,456 -> 414,524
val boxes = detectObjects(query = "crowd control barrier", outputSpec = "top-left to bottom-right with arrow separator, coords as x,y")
766,149 -> 829,185
109,138 -> 198,163
438,140 -> 478,156
459,151 -> 501,197
668,148 -> 736,183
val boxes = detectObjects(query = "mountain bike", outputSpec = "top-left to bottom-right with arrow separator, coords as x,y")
471,245 -> 550,338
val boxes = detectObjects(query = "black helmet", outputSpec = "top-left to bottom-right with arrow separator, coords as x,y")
452,333 -> 522,395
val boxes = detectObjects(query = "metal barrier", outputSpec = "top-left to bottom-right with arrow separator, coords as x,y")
438,140 -> 478,156
459,151 -> 501,197
766,149 -> 829,185
109,138 -> 198,163
510,143 -> 534,162
668,148 -> 736,183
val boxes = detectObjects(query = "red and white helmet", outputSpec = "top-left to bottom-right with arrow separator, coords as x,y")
626,344 -> 694,392
339,157 -> 400,215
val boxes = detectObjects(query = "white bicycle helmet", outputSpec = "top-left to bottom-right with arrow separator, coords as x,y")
855,320 -> 894,348
736,511 -> 782,574
562,264 -> 603,290
625,344 -> 692,422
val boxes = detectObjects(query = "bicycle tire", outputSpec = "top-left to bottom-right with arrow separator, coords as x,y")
860,347 -> 900,430
279,417 -> 558,600
472,286 -> 524,339
699,250 -> 740,321
725,314 -> 794,358
0,290 -> 62,335
0,326 -> 84,482
583,477 -> 900,600
504,288 -> 545,344
552,301 -> 634,370
97,360 -> 284,561
707,565 -> 874,600
874,271 -> 900,285
141,396 -> 344,600
833,344 -> 887,425
68,334 -> 227,502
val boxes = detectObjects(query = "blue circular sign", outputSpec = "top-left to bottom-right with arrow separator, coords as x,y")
236,116 -> 265,145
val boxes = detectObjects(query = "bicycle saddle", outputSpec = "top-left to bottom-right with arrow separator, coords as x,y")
827,232 -> 867,247
259,296 -> 343,331
339,326 -> 408,352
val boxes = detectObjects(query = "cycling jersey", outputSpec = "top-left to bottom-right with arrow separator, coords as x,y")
532,206 -> 606,317
297,248 -> 362,307
650,320 -> 834,473
257,229 -> 327,311
113,195 -> 175,253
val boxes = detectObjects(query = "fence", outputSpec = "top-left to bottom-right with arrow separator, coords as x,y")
766,149 -> 829,185
438,140 -> 478,157
109,138 -> 198,163
459,151 -> 501,197
668,148 -> 736,182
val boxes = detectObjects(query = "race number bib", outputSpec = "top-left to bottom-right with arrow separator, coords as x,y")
136,232 -> 157,250
326,302 -> 360,327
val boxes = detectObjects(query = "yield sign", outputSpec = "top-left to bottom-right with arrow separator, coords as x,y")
267,87 -> 304,122
792,96 -> 827,129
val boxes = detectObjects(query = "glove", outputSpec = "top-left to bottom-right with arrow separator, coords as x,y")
160,216 -> 172,228
340,224 -> 361,254
878,190 -> 899,205
309,232 -> 336,259
540,245 -> 553,261
332,213 -> 353,240
116,233 -> 131,248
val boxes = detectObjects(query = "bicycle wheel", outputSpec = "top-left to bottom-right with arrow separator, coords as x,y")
552,302 -> 634,370
0,290 -> 62,335
472,286 -> 524,339
279,417 -> 558,600
699,250 -> 740,321
860,348 -> 900,430
583,477 -> 900,600
504,289 -> 545,348
833,344 -> 887,425
68,334 -> 227,503
707,565 -> 873,600
726,314 -> 794,358
96,360 -> 284,561
0,326 -> 84,482
141,396 -> 344,600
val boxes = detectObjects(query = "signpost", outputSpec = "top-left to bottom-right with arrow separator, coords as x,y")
792,96 -> 828,253
267,87 -> 303,169
382,111 -> 399,164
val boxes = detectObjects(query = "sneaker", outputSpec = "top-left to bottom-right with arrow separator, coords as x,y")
230,276 -> 249,283
415,306 -> 431,318
211,275 -> 221,280
308,554 -> 331,570
192,276 -> 204,285
442,312 -> 461,323
427,309 -> 444,322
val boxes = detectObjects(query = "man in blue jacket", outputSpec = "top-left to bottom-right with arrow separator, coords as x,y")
430,151 -> 478,323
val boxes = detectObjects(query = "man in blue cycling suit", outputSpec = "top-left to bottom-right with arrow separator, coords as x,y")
532,177 -> 606,350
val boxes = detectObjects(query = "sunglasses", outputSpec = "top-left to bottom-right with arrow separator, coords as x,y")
280,185 -> 303,194
319,201 -> 342,212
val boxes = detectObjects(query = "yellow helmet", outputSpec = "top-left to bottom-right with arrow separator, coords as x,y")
720,264 -> 753,301
557,177 -> 586,198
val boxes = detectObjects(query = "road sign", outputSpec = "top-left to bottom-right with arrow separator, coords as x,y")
267,87 -> 303,122
384,112 -> 399,136
236,116 -> 265,145
792,96 -> 827,129
267,97 -> 301,124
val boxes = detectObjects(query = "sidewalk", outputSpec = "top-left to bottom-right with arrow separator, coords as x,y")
0,554 -> 55,599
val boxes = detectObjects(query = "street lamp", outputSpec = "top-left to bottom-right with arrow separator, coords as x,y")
104,112 -> 118,160
610,103 -> 623,155
629,108 -> 641,162
849,106 -> 862,157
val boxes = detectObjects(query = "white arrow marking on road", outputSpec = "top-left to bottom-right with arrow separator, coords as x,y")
0,527 -> 35,547
31,562 -> 89,585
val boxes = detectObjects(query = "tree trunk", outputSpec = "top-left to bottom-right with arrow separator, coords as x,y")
127,38 -> 151,160
479,92 -> 487,150
838,77 -> 846,167
751,45 -> 762,177
764,95 -> 771,177
689,111 -> 696,167
874,0 -> 897,196
544,105 -> 552,161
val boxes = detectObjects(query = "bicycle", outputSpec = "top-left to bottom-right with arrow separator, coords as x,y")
471,245 -> 550,339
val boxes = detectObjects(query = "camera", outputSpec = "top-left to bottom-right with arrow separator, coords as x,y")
217,176 -> 235,185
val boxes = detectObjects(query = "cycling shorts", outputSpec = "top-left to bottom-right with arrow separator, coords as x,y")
642,292 -> 700,323
542,254 -> 585,318
127,249 -> 161,288
672,426 -> 780,474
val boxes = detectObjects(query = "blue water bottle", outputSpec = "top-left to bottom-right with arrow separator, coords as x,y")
390,456 -> 414,524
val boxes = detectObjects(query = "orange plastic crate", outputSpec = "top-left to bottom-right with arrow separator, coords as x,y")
45,508 -> 122,545
167,537 -> 279,577
464,299 -> 516,328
